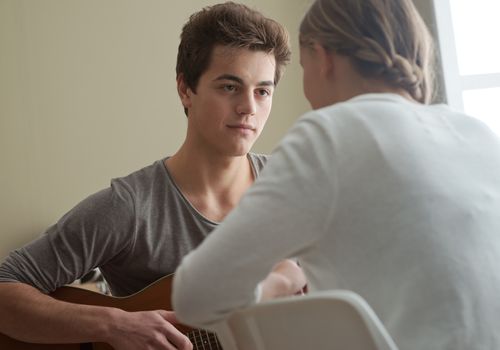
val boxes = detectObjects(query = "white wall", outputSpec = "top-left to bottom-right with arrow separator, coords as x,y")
0,0 -> 311,259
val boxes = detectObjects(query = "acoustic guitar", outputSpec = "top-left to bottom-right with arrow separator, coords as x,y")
0,275 -> 222,350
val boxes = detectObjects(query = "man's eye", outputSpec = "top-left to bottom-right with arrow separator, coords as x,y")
257,89 -> 271,97
223,85 -> 237,92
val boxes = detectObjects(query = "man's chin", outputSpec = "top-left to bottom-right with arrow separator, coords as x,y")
227,146 -> 253,158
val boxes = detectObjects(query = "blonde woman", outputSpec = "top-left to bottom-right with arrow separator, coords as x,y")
173,0 -> 500,348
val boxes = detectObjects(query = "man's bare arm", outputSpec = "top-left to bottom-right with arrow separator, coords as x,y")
0,282 -> 192,350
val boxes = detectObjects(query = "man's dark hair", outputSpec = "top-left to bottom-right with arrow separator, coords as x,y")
176,2 -> 291,93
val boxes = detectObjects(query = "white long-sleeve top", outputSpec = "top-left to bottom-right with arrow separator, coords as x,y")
173,93 -> 500,349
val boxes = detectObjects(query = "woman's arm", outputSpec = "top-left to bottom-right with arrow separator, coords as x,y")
173,113 -> 337,329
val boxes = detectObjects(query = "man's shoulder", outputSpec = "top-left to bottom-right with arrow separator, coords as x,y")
248,152 -> 270,173
110,159 -> 169,196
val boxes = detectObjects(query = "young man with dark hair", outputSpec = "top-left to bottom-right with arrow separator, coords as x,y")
0,3 -> 304,349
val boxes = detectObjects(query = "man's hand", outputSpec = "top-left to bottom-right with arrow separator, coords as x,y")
106,309 -> 192,350
260,259 -> 307,301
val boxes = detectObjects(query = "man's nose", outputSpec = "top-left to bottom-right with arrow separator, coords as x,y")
236,91 -> 256,116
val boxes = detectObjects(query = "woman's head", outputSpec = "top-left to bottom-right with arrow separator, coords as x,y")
299,0 -> 434,104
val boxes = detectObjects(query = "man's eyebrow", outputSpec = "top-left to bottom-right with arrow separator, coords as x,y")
213,74 -> 275,87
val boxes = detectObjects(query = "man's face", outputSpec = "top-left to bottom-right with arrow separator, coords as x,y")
181,45 -> 276,157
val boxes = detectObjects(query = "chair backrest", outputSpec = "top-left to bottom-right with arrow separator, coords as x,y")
214,290 -> 398,350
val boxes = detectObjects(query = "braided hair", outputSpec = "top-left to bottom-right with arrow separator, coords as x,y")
300,0 -> 435,103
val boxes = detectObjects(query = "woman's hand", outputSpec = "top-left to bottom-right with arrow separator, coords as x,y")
260,259 -> 307,301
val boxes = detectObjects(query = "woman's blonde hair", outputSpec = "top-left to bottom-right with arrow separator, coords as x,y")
300,0 -> 435,103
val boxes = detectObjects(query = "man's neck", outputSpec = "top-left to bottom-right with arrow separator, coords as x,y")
165,145 -> 254,222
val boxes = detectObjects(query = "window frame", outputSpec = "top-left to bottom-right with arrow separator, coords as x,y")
432,0 -> 500,111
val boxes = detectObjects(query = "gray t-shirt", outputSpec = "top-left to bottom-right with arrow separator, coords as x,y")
0,154 -> 267,296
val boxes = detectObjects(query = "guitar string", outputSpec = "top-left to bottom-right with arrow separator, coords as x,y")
187,331 -> 203,350
199,329 -> 207,350
189,329 -> 221,349
200,329 -> 207,350
196,329 -> 208,350
188,329 -> 207,350
187,329 -> 222,350
205,331 -> 214,350
205,329 -> 221,350
204,329 -> 213,350
191,328 -> 204,350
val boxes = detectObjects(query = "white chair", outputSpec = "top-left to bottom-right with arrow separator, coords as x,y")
214,290 -> 398,350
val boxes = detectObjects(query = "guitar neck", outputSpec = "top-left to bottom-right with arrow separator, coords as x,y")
188,329 -> 223,350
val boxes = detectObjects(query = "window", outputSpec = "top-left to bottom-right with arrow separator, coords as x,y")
433,0 -> 500,135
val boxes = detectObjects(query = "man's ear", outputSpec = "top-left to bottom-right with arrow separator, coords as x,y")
177,74 -> 193,111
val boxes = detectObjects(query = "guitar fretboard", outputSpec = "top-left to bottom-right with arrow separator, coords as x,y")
187,329 -> 222,350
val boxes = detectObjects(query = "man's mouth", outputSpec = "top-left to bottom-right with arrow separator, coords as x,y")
227,124 -> 255,131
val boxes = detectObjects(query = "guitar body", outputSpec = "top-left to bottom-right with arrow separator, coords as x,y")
0,275 -> 220,350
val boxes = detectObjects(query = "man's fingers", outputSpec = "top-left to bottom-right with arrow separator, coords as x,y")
157,309 -> 180,324
164,323 -> 192,350
155,310 -> 193,350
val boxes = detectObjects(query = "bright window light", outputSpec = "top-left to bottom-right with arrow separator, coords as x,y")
463,87 -> 500,136
449,0 -> 500,76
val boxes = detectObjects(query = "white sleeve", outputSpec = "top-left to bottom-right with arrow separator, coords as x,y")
172,112 -> 338,329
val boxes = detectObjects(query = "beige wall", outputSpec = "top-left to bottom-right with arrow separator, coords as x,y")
0,0 -> 311,259
0,0 -> 444,260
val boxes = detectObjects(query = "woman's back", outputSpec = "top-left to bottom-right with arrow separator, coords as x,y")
305,92 -> 500,349
173,1 -> 500,348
